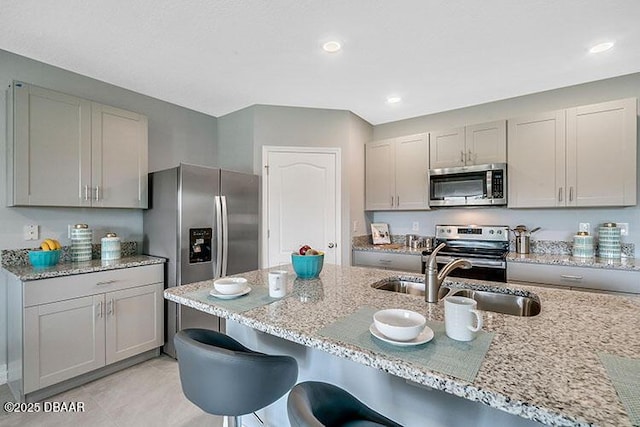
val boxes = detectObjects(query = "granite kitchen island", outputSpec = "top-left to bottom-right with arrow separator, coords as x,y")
164,264 -> 640,427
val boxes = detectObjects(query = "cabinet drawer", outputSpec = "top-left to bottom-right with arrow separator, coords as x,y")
24,264 -> 164,307
353,251 -> 421,273
507,262 -> 640,294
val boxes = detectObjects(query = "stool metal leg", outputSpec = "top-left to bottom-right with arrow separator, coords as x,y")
223,415 -> 240,427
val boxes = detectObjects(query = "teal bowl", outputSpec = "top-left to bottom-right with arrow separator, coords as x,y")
291,253 -> 324,279
29,250 -> 61,268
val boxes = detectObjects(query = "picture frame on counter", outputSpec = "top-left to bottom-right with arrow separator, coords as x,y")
371,223 -> 391,245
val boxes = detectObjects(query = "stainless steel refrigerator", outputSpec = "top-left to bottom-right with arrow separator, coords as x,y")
143,163 -> 259,357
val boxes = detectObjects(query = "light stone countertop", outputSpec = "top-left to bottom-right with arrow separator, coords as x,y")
507,252 -> 640,271
164,264 -> 640,427
2,255 -> 166,281
352,243 -> 424,255
353,243 -> 640,272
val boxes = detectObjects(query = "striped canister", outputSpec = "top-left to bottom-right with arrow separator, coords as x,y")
71,224 -> 93,262
598,222 -> 621,259
572,231 -> 594,258
101,232 -> 121,261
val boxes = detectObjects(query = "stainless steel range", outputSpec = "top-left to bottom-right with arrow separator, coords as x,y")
421,225 -> 509,282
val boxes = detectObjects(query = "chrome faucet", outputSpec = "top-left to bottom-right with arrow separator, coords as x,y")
425,242 -> 472,303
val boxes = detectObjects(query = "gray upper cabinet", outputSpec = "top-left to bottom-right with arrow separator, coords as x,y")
7,81 -> 148,209
566,98 -> 637,207
91,103 -> 148,208
365,133 -> 429,210
507,110 -> 566,208
508,98 -> 637,208
429,120 -> 506,169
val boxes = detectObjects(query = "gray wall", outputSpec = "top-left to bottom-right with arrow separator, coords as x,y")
217,106 -> 254,173
0,49 -> 218,383
218,105 -> 373,266
371,73 -> 640,250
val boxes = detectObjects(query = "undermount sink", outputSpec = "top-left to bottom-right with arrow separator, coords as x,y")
371,277 -> 541,317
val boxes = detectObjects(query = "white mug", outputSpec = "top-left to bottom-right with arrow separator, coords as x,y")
444,296 -> 483,341
268,270 -> 288,298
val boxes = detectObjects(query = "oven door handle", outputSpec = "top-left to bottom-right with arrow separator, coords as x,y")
436,255 -> 505,269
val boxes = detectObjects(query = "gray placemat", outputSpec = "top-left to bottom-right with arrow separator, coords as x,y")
184,285 -> 286,313
318,306 -> 494,382
599,353 -> 640,426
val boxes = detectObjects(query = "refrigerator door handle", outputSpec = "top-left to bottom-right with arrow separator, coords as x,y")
214,196 -> 223,279
221,195 -> 229,277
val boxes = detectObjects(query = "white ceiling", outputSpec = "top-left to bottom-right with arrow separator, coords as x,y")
1,0 -> 639,125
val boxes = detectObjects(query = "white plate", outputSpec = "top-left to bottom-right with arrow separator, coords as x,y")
369,323 -> 434,347
209,286 -> 251,299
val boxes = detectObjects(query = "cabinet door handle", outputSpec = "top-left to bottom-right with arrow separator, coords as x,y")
460,151 -> 464,163
569,186 -> 574,202
97,301 -> 103,318
107,299 -> 114,315
467,149 -> 473,164
96,280 -> 117,286
95,185 -> 100,201
396,196 -> 399,206
391,196 -> 394,207
379,259 -> 392,264
84,185 -> 90,201
560,274 -> 583,281
558,187 -> 563,202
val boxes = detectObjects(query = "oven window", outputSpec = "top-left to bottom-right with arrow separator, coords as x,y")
431,173 -> 485,200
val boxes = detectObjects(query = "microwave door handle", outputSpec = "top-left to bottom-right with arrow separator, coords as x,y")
486,170 -> 492,198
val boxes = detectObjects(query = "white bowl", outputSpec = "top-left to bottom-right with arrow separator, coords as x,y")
373,309 -> 426,342
213,277 -> 248,295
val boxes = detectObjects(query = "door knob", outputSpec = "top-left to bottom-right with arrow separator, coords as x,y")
328,242 -> 336,248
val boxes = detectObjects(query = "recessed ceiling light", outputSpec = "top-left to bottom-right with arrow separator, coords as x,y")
386,96 -> 402,104
589,41 -> 615,54
322,41 -> 341,53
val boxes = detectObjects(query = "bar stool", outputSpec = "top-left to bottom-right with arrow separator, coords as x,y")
288,381 -> 403,427
174,328 -> 298,427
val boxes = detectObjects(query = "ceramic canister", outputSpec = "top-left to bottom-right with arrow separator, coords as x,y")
71,224 -> 93,262
572,231 -> 594,258
598,222 -> 621,259
101,232 -> 121,261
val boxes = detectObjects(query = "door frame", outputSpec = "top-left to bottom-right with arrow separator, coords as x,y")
262,146 -> 342,268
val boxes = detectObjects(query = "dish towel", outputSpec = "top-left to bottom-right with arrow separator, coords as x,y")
599,353 -> 640,426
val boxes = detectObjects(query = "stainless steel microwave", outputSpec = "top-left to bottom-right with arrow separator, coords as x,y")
429,163 -> 507,207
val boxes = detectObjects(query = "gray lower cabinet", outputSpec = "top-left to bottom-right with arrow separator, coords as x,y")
8,264 -> 164,401
507,262 -> 639,294
353,250 -> 422,273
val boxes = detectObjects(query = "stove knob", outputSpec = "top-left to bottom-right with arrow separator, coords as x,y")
446,229 -> 451,233
489,230 -> 494,234
497,230 -> 502,234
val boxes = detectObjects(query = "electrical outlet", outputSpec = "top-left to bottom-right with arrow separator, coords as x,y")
412,222 -> 420,231
24,224 -> 39,240
352,220 -> 358,233
579,222 -> 590,233
619,223 -> 629,236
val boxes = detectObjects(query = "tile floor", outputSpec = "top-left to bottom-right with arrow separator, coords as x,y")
0,356 -> 224,427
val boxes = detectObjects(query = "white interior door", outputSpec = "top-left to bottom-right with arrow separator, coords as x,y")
264,147 -> 341,268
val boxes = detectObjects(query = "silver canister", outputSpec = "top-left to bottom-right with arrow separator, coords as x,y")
71,224 -> 92,262
101,232 -> 121,261
405,234 -> 418,247
515,235 -> 530,254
